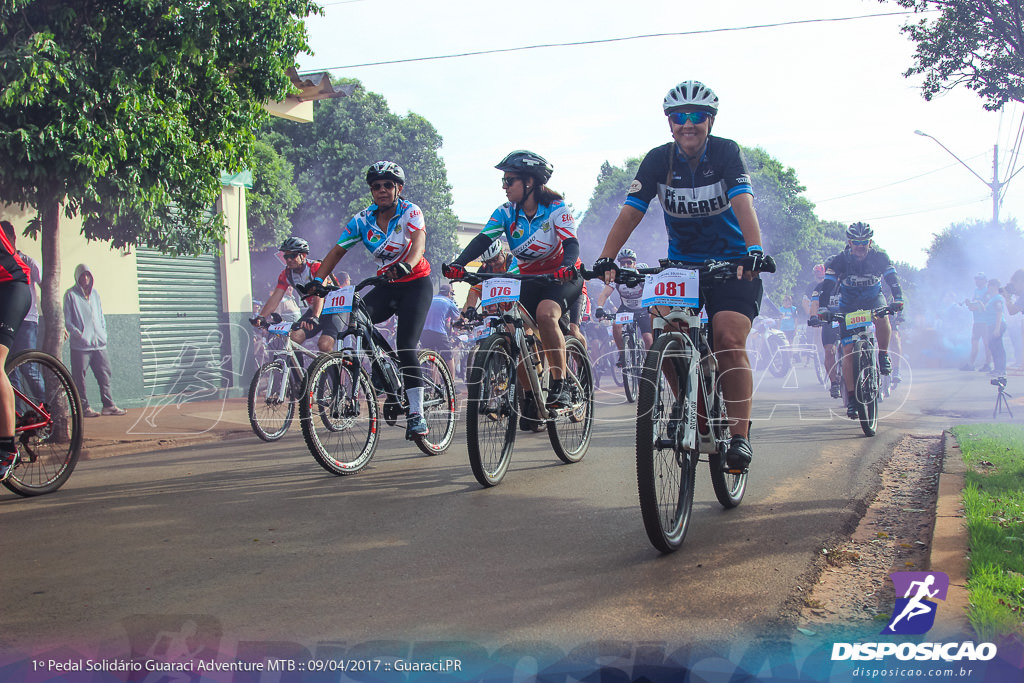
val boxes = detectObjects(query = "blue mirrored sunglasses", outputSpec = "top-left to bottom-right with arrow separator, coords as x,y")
668,111 -> 712,125
849,239 -> 871,246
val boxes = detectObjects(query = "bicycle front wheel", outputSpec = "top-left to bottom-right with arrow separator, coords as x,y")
622,330 -> 643,404
547,336 -> 594,464
854,341 -> 879,437
415,349 -> 457,456
465,334 -> 518,487
636,334 -> 697,553
247,360 -> 295,442
5,351 -> 83,496
299,352 -> 379,475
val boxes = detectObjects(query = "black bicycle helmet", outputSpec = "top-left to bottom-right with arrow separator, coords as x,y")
366,161 -> 406,186
279,236 -> 309,254
495,150 -> 553,185
846,222 -> 873,241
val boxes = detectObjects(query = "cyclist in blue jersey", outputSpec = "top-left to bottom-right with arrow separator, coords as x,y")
301,161 -> 433,440
592,80 -> 770,474
0,222 -> 32,481
443,150 -> 583,409
816,222 -> 905,419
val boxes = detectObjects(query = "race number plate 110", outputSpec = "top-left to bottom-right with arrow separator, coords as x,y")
321,285 -> 355,314
641,268 -> 699,308
480,278 -> 522,307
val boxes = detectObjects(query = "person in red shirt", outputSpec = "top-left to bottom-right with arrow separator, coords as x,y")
0,219 -> 32,481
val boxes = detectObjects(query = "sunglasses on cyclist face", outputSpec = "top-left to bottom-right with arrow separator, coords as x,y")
501,176 -> 521,188
282,252 -> 302,260
668,111 -> 712,126
849,239 -> 871,246
370,181 -> 396,192
618,260 -> 635,267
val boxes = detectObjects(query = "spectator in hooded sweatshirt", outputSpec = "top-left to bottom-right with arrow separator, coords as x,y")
63,264 -> 126,417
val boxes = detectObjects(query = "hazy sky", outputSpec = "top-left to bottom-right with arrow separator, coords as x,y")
299,0 -> 1023,269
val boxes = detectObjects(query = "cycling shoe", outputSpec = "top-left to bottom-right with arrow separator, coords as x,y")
724,435 -> 752,474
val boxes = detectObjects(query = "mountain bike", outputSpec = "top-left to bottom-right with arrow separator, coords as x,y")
596,308 -> 645,403
247,313 -> 325,442
296,277 -> 457,475
4,350 -> 83,496
626,255 -> 775,553
450,270 -> 594,487
818,305 -> 898,437
791,324 -> 826,385
747,316 -> 790,378
585,317 -> 620,390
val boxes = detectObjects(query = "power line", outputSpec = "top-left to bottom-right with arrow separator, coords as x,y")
816,152 -> 989,203
301,11 -> 924,71
860,195 -> 990,221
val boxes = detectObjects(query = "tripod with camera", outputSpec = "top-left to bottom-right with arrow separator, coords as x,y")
991,376 -> 1014,419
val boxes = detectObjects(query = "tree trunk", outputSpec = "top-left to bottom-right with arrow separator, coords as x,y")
39,201 -> 64,359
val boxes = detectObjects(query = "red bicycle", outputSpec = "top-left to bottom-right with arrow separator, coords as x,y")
4,350 -> 83,496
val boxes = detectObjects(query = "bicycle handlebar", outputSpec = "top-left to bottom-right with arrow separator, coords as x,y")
581,254 -> 776,287
294,276 -> 387,301
815,305 -> 900,325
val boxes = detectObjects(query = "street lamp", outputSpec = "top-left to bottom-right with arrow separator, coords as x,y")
914,129 -> 1024,225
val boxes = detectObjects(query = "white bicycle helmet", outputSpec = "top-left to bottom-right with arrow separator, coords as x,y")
617,248 -> 637,262
480,239 -> 503,261
663,80 -> 719,114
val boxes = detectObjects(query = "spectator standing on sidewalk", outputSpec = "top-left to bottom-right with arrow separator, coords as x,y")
63,264 -> 126,417
962,272 -> 993,371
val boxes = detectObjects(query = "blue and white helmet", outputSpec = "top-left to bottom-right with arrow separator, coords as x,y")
663,80 -> 719,114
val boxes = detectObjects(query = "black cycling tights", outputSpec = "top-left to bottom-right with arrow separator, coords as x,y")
0,281 -> 31,350
362,276 -> 433,390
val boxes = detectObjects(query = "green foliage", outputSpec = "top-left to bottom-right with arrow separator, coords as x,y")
884,0 -> 1024,109
577,159 -> 666,267
258,79 -> 460,281
0,0 -> 320,254
247,140 -> 301,249
923,218 -> 1024,286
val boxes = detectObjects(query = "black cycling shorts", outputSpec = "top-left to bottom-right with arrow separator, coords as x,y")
704,276 -> 764,322
0,281 -> 31,350
820,323 -> 840,346
518,276 -> 584,325
361,276 -> 433,389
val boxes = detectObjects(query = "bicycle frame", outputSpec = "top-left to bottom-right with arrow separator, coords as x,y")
13,384 -> 51,434
256,332 -> 322,403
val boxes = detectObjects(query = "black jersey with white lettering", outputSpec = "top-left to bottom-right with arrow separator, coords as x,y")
624,136 -> 753,262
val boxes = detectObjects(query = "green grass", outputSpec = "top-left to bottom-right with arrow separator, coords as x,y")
950,424 -> 1024,640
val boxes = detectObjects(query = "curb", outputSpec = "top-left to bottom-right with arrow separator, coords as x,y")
927,430 -> 974,640
80,430 -> 253,460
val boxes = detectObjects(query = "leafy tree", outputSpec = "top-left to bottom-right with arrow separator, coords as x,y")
0,0 -> 318,354
247,140 -> 302,249
883,0 -> 1024,109
255,79 -> 460,286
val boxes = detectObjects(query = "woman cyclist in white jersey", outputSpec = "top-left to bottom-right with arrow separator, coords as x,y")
443,150 -> 583,410
301,161 -> 433,440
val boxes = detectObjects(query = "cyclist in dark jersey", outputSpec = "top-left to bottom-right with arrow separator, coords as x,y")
0,223 -> 32,481
592,80 -> 770,474
816,223 -> 904,419
809,257 -> 843,398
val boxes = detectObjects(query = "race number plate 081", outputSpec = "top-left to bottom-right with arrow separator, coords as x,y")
641,268 -> 699,308
321,285 -> 355,314
480,278 -> 521,307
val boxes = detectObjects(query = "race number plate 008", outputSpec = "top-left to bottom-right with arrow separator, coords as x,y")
614,311 -> 634,325
480,278 -> 521,307
321,285 -> 355,314
267,321 -> 292,336
844,309 -> 872,330
641,268 -> 700,308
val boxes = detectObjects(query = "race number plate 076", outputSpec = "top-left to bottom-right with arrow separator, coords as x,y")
641,268 -> 699,308
480,278 -> 521,307
321,285 -> 355,314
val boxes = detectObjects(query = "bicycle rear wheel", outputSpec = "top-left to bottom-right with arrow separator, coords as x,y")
247,359 -> 295,441
813,350 -> 827,385
5,351 -> 83,496
854,341 -> 879,437
466,334 -> 518,487
622,330 -> 642,404
636,334 -> 696,553
547,336 -> 594,464
415,349 -> 457,455
299,352 -> 379,475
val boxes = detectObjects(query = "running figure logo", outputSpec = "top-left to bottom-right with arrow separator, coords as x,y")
882,571 -> 949,635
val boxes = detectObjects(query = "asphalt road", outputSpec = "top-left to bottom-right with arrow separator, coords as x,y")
0,363 -> 1014,668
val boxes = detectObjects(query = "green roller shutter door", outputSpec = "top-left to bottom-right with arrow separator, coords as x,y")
136,248 -> 226,397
